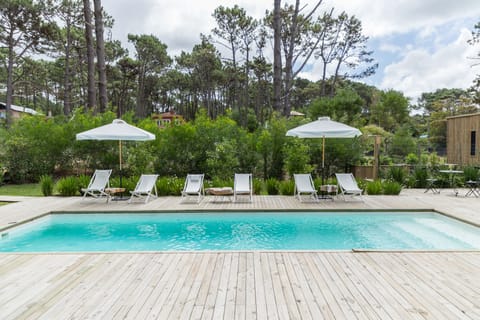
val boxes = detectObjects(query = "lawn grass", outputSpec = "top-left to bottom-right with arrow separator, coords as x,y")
0,183 -> 42,196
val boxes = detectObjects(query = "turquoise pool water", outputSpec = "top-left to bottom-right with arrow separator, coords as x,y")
0,212 -> 479,252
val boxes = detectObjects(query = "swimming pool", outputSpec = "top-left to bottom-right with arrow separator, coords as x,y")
0,211 -> 479,252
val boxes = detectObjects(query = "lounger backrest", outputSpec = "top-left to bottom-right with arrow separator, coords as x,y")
336,173 -> 360,191
184,174 -> 204,193
88,169 -> 112,190
294,174 -> 315,192
135,174 -> 158,192
234,173 -> 252,192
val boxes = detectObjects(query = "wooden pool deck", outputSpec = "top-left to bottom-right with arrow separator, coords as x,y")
0,189 -> 479,319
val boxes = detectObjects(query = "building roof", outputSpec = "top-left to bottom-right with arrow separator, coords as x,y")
0,102 -> 39,115
289,110 -> 305,116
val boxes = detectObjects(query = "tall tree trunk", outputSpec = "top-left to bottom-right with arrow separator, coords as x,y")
93,0 -> 107,112
243,46 -> 250,126
5,45 -> 14,127
63,18 -> 72,116
283,0 -> 300,117
273,0 -> 282,113
136,69 -> 146,118
83,0 -> 96,111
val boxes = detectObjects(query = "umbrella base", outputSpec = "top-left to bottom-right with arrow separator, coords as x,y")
319,184 -> 336,200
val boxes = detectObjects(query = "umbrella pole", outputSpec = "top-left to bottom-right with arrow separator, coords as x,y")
322,136 -> 325,185
119,140 -> 122,188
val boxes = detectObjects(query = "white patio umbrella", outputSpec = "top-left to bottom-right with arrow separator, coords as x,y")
76,119 -> 155,184
286,117 -> 362,180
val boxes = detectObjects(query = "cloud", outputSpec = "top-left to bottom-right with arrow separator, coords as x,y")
104,0 -> 273,56
101,0 -> 480,100
323,0 -> 480,38
380,28 -> 480,100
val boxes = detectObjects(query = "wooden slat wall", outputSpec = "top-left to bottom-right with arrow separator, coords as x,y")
447,114 -> 480,166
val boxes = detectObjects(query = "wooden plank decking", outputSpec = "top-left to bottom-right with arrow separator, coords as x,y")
0,189 -> 479,319
0,252 -> 479,319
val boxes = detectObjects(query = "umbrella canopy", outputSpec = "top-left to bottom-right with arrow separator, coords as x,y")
286,116 -> 362,169
76,119 -> 155,172
286,116 -> 361,139
76,119 -> 155,141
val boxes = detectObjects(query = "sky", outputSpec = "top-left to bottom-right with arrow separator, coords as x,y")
102,0 -> 480,103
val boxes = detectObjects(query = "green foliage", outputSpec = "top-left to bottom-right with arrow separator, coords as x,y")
405,153 -> 418,165
252,178 -> 263,195
386,166 -> 406,185
263,115 -> 287,179
463,166 -> 479,182
77,174 -> 91,193
126,146 -> 156,177
209,177 -> 233,189
0,183 -> 42,196
413,167 -> 428,188
283,139 -> 313,177
156,176 -> 184,196
365,180 -> 382,195
0,168 -> 4,186
110,176 -> 137,194
206,139 -> 240,180
308,88 -> 364,122
382,180 -> 402,195
0,110 -> 367,186
313,177 -> 322,190
56,176 -> 79,196
2,116 -> 71,183
369,90 -> 409,132
39,175 -> 54,196
279,180 -> 295,195
265,178 -> 279,195
389,125 -> 417,160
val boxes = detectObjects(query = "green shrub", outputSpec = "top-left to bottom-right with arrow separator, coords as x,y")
366,180 -> 382,195
404,175 -> 417,188
39,175 -> 54,196
463,166 -> 479,182
156,177 -> 170,196
110,176 -> 137,194
210,177 -> 233,188
0,168 -> 4,186
266,178 -> 279,195
313,177 -> 322,190
279,180 -> 295,195
77,174 -> 91,195
387,166 -> 406,185
357,179 -> 367,191
382,180 -> 402,195
156,176 -> 184,196
413,167 -> 428,188
56,176 -> 79,196
405,153 -> 418,165
253,178 -> 263,195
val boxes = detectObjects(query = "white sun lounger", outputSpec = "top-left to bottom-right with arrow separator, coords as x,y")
335,173 -> 363,201
81,169 -> 112,200
234,173 -> 253,202
128,174 -> 159,203
182,174 -> 205,203
293,174 -> 318,202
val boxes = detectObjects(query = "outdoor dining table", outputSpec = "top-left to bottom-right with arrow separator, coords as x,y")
439,170 -> 463,196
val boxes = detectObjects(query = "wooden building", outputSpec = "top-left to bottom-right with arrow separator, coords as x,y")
152,110 -> 184,128
0,102 -> 39,120
446,113 -> 480,165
